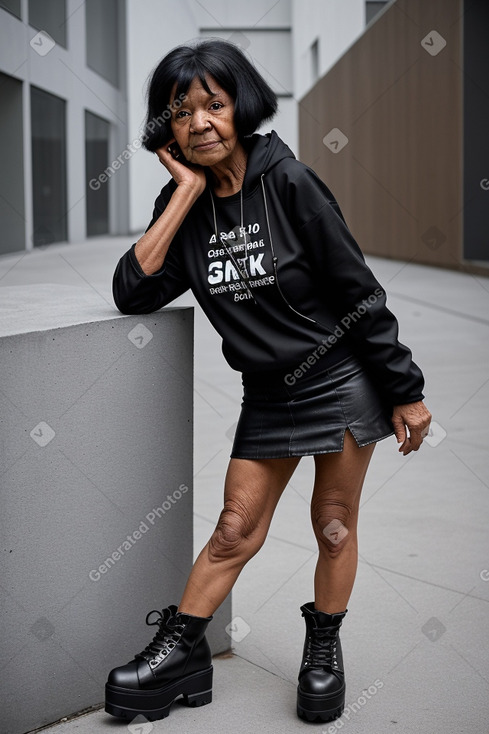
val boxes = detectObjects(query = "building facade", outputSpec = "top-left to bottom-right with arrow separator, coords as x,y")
0,0 -> 387,255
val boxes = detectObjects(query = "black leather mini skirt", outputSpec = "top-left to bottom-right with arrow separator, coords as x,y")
231,354 -> 394,459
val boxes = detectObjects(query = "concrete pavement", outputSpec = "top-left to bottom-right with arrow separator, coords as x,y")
1,235 -> 488,733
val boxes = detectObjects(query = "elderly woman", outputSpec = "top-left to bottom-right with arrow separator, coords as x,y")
106,39 -> 431,724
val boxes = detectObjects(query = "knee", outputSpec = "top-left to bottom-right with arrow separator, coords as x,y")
208,498 -> 262,563
311,497 -> 354,558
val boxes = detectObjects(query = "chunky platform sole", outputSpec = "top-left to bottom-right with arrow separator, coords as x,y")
105,666 -> 213,722
297,682 -> 345,723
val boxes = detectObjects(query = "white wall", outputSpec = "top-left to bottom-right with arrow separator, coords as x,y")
188,0 -> 290,27
125,0 -> 199,234
126,0 -> 298,235
195,0 -> 295,152
292,0 -> 366,101
126,0 -> 370,234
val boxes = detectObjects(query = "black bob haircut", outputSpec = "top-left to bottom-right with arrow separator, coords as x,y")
142,39 -> 278,152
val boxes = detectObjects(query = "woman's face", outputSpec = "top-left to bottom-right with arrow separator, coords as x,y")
170,76 -> 239,167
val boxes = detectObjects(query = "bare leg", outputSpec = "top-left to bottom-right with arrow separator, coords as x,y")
311,430 -> 376,613
178,456 -> 300,617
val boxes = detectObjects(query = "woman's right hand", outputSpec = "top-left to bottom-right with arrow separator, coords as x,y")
155,140 -> 207,198
391,400 -> 432,456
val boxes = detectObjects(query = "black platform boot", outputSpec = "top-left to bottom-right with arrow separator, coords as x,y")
297,602 -> 347,723
105,604 -> 213,722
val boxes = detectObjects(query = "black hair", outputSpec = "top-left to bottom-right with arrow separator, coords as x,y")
141,39 -> 278,152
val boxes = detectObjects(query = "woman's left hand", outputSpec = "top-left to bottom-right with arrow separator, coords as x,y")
391,401 -> 432,456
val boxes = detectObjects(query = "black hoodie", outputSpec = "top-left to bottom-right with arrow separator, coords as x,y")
113,131 -> 424,406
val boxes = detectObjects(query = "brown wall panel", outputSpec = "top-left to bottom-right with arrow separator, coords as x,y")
298,0 -> 478,272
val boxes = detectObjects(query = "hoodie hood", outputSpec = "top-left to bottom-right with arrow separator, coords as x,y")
241,130 -> 296,193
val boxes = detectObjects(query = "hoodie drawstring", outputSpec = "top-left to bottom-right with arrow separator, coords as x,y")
260,174 -> 318,326
208,174 -> 321,328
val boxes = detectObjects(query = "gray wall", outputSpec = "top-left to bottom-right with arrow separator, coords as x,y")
0,300 -> 230,734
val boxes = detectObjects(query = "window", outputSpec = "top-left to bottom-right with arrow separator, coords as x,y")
310,38 -> 319,86
0,72 -> 24,253
85,0 -> 120,87
30,86 -> 67,246
28,0 -> 66,48
366,1 -> 388,25
1,0 -> 21,19
85,111 -> 110,236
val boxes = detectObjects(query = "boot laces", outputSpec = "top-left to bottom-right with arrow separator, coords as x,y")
135,606 -> 186,667
304,628 -> 339,670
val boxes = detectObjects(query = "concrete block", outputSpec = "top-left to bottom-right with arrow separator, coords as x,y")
0,287 -> 229,733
